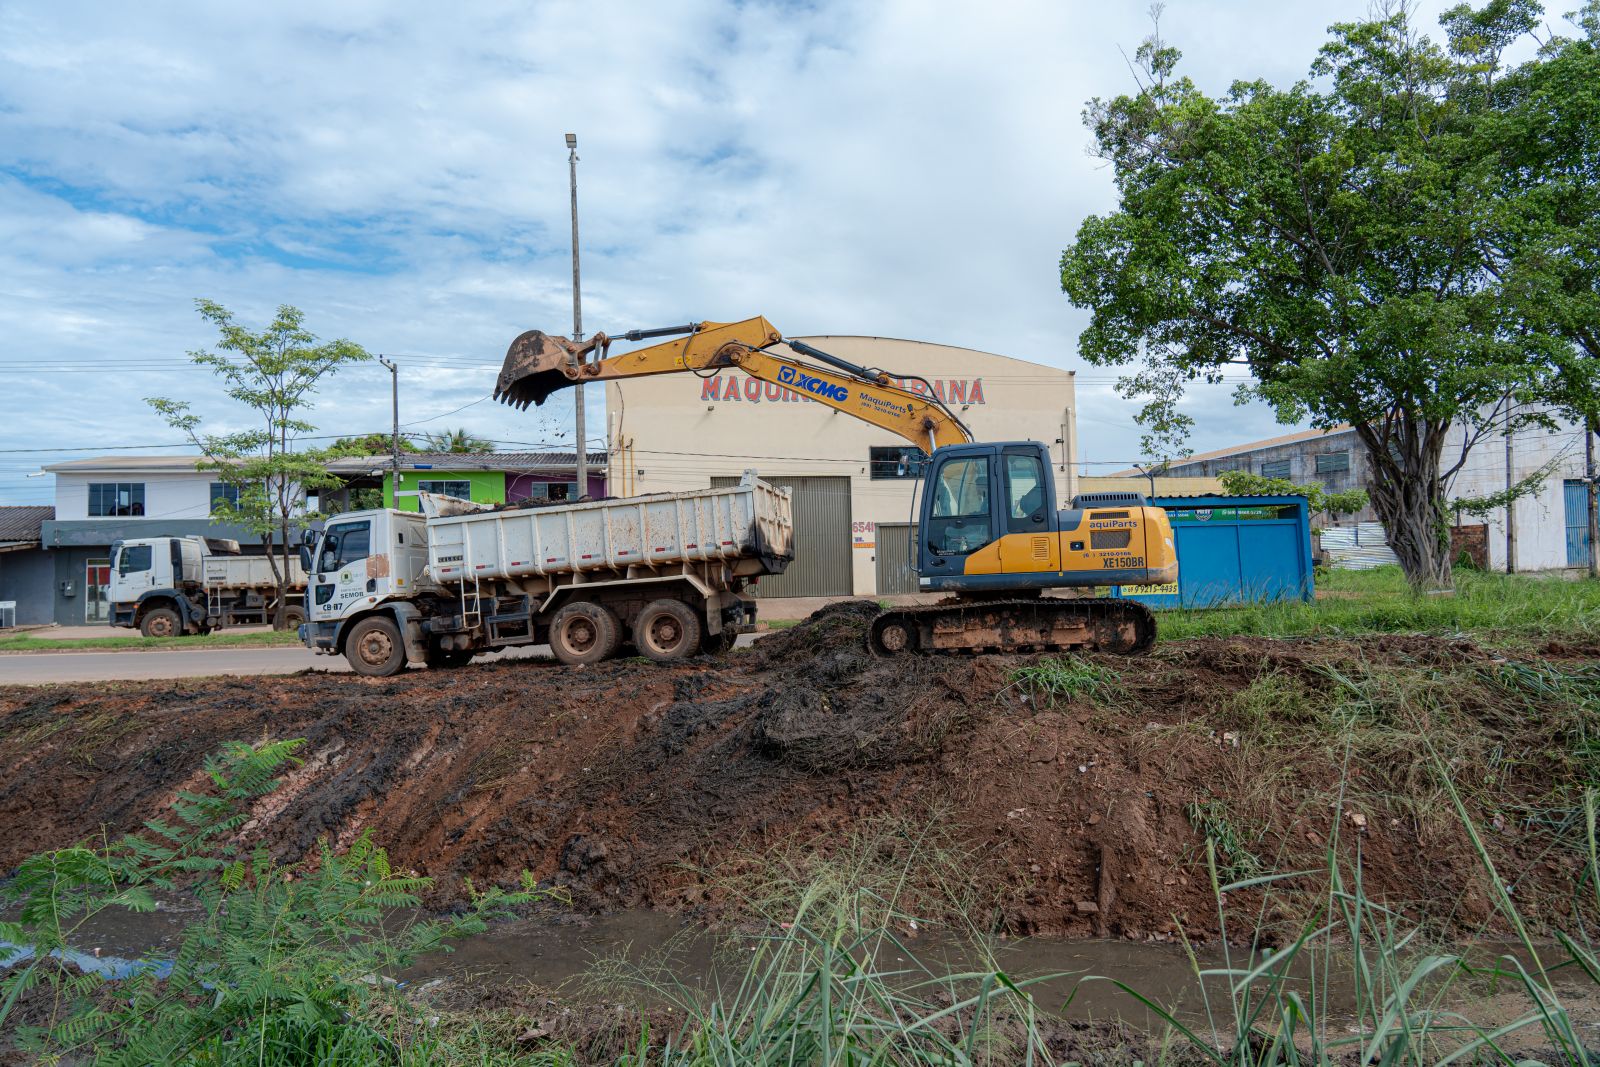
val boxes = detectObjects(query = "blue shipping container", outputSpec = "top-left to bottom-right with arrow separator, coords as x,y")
1114,494 -> 1314,610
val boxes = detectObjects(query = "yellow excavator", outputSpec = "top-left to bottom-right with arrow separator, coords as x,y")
495,316 -> 1177,655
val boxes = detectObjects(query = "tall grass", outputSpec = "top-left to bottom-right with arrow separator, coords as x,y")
1159,567 -> 1600,643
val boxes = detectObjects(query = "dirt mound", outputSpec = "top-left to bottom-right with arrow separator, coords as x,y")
3,614 -> 1598,940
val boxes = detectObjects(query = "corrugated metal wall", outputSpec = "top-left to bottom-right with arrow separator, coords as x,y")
712,475 -> 852,596
875,522 -> 918,595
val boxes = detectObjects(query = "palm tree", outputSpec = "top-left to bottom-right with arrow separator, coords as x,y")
423,428 -> 494,454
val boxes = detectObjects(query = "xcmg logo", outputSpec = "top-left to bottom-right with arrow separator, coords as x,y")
777,364 -> 849,403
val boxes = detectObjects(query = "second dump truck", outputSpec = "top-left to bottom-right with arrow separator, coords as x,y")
300,473 -> 794,676
109,535 -> 308,637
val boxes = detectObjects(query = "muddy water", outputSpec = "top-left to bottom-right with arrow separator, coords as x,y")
10,904 -> 1600,1034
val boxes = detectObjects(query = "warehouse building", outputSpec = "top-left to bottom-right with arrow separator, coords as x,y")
607,336 -> 1079,597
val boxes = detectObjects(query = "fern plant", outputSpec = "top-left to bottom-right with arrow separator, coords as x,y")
0,739 -> 547,1065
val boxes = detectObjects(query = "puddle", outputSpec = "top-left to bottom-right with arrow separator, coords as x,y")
8,902 -> 1600,1034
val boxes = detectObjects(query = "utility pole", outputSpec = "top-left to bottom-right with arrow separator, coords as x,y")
566,132 -> 587,499
1505,421 -> 1517,574
1588,417 -> 1598,579
379,356 -> 400,506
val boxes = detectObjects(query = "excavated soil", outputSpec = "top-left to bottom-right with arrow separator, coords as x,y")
3,603 -> 1598,940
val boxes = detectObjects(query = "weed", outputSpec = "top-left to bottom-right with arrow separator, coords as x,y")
0,740 -> 549,1066
1159,565 -> 1600,644
1005,656 -> 1121,707
1184,799 -> 1266,882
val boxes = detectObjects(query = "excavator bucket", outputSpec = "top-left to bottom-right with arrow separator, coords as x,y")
494,329 -> 585,410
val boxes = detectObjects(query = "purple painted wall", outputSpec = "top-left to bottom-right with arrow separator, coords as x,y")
506,472 -> 607,502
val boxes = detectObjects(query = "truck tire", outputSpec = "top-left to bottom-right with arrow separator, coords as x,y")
425,646 -> 474,670
139,607 -> 181,639
549,602 -> 620,666
346,616 -> 407,677
633,599 -> 702,663
282,607 -> 306,630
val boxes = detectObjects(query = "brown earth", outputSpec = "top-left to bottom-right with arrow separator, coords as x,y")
2,602 -> 1597,941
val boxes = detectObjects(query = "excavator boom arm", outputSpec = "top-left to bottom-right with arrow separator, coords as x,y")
495,316 -> 973,454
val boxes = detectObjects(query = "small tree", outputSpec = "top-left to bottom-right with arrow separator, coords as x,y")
1060,3 -> 1556,589
1217,469 -> 1369,527
328,432 -> 420,456
149,301 -> 370,628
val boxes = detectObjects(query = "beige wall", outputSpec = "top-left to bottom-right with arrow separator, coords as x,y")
607,335 -> 1078,595
1078,475 -> 1223,497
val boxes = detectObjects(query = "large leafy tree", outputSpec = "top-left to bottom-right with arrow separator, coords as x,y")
422,427 -> 495,453
150,301 -> 369,628
1061,2 -> 1556,588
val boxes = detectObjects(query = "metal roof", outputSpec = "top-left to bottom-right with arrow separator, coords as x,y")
1108,425 -> 1357,476
323,452 -> 607,474
42,455 -> 222,474
0,505 -> 54,540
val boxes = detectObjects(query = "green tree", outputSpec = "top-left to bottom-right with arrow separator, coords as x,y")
327,432 -> 419,456
421,427 -> 495,453
149,301 -> 370,628
1061,3 -> 1555,589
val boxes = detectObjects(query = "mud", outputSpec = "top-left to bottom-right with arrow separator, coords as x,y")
2,604 -> 1598,939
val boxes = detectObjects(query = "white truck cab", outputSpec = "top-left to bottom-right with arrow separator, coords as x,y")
303,509 -> 438,664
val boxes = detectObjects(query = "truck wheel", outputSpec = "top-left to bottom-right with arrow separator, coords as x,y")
549,602 -> 620,666
633,599 -> 702,663
139,608 -> 180,639
700,627 -> 735,655
282,607 -> 306,630
346,616 -> 406,677
425,646 -> 474,670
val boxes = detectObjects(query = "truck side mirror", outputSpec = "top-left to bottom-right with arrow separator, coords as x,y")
298,545 -> 313,572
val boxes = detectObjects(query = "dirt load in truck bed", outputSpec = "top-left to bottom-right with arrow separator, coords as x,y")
3,604 -> 1598,940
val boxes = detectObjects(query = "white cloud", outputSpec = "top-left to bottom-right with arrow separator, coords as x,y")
0,0 -> 1467,503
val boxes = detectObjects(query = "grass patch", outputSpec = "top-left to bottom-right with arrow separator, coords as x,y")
0,629 -> 305,652
758,618 -> 801,631
1005,656 -> 1121,707
1157,565 -> 1600,643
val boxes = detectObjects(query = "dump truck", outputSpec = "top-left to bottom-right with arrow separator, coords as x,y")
108,535 -> 309,637
299,473 -> 794,676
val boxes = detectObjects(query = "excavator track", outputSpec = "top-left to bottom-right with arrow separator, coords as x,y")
868,597 -> 1157,657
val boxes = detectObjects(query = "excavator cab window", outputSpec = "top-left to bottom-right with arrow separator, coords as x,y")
927,456 -> 993,555
1004,452 -> 1047,533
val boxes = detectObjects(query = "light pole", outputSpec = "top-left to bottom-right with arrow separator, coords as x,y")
378,356 -> 400,506
566,132 -> 587,499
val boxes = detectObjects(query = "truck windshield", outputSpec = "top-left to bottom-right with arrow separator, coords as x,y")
319,521 -> 371,571
117,543 -> 152,575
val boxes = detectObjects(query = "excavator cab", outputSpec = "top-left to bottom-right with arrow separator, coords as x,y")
913,442 -> 1177,595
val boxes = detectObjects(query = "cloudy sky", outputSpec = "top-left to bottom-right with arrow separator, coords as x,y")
0,0 -> 1471,505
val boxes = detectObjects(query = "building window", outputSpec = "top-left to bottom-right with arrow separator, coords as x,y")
418,479 -> 473,500
869,446 -> 925,480
1314,452 -> 1351,475
521,482 -> 580,502
209,482 -> 240,513
88,482 -> 146,517
1260,459 -> 1292,479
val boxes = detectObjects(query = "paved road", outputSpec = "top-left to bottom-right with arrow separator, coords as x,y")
0,634 -> 765,686
0,645 -> 550,686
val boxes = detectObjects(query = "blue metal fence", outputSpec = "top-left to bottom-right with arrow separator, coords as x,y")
1565,480 -> 1591,568
1115,494 -> 1314,610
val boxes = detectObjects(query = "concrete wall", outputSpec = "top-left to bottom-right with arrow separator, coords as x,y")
1162,429 -> 1375,522
608,335 -> 1078,596
0,548 -> 55,625
1079,475 -> 1223,498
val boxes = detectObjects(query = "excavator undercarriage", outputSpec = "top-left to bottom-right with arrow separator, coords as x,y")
867,596 -> 1158,657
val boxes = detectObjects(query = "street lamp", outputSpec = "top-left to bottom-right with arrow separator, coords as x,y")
566,132 -> 587,499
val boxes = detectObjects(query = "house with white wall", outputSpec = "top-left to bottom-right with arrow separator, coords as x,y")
38,455 -> 258,625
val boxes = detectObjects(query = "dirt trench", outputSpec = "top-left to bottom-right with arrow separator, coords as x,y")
2,604 -> 1597,940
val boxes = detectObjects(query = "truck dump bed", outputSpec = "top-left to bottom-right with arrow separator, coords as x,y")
425,473 -> 794,584
202,554 -> 308,591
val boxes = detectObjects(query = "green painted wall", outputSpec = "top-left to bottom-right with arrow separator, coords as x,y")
385,470 -> 506,511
